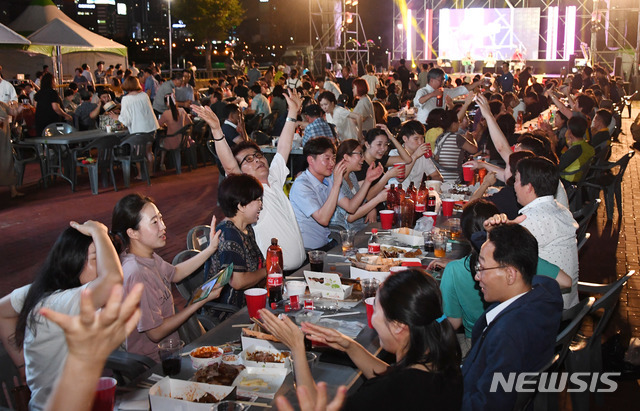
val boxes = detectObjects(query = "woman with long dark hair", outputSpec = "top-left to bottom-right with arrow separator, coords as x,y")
34,73 -> 72,135
158,93 -> 192,171
111,193 -> 221,360
259,269 -> 463,410
0,220 -> 122,410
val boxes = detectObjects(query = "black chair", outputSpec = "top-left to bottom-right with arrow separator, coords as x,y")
512,355 -> 560,411
206,139 -> 227,186
261,110 -> 279,134
583,151 -> 635,220
105,350 -> 155,386
192,119 -> 212,167
572,199 -> 601,252
155,124 -> 196,174
186,225 -> 211,251
70,135 -> 119,194
12,141 -> 43,187
113,132 -> 155,187
565,271 -> 635,411
245,113 -> 264,135
172,250 -> 239,327
42,122 -> 76,137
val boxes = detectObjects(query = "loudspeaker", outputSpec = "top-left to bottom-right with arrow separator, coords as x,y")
613,56 -> 623,77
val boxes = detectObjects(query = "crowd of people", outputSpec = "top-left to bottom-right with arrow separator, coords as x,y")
0,53 -> 625,410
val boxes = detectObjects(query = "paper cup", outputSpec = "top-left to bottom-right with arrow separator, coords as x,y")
365,297 -> 375,329
442,199 -> 455,217
422,211 -> 438,226
286,281 -> 307,298
392,163 -> 406,179
245,288 -> 267,319
379,210 -> 394,229
462,164 -> 475,182
92,377 -> 117,411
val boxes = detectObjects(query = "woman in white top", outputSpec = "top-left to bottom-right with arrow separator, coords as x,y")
318,91 -> 360,141
118,76 -> 159,134
352,78 -> 375,133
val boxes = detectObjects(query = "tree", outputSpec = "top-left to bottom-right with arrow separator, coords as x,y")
174,0 -> 244,76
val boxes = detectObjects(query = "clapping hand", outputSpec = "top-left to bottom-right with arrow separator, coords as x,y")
283,88 -> 303,114
276,382 -> 347,411
301,322 -> 353,352
365,162 -> 384,183
207,214 -> 222,253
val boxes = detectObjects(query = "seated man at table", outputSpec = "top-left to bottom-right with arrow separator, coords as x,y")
289,137 -> 346,251
191,91 -> 307,273
558,116 -> 594,183
220,103 -> 248,148
515,157 -> 579,308
589,108 -> 612,149
244,84 -> 271,118
462,223 -> 563,411
302,104 -> 335,146
75,90 -> 101,130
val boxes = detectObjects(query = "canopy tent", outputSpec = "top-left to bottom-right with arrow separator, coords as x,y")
9,0 -> 77,36
0,23 -> 30,45
0,1 -> 128,81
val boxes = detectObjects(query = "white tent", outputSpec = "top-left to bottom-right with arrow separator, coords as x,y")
0,23 -> 30,45
0,0 -> 127,80
9,0 -> 77,36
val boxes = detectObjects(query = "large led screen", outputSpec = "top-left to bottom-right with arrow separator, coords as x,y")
438,8 -> 540,61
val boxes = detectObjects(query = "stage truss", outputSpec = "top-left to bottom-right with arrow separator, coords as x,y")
391,0 -> 639,76
309,0 -> 370,74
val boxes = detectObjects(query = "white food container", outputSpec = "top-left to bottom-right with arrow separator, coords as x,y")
149,376 -> 235,411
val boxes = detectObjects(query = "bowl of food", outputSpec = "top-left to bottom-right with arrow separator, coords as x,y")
221,353 -> 242,365
189,345 -> 224,369
240,346 -> 291,369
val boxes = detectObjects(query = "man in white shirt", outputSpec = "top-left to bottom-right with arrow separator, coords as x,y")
413,68 -> 481,124
462,223 -> 563,411
361,64 -> 379,98
0,74 -> 17,104
514,157 -> 579,308
81,63 -> 95,87
191,91 -> 307,272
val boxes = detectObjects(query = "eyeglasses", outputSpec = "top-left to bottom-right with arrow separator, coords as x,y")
239,151 -> 264,167
475,262 -> 508,273
350,151 -> 363,157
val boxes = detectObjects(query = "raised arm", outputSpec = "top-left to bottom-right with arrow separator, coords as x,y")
71,221 -> 123,309
337,164 -> 382,213
278,89 -> 303,162
191,105 -> 241,175
474,94 -> 511,163
545,87 -> 573,120
311,161 -> 348,226
378,124 -> 412,165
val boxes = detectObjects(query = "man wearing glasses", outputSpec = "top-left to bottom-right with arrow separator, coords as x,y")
191,90 -> 306,273
462,223 -> 563,411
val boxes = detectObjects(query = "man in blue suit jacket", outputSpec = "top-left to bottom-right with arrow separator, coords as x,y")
462,223 -> 563,410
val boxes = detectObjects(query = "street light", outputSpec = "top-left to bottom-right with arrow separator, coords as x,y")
168,0 -> 172,76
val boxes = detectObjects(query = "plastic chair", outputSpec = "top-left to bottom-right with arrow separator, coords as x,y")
192,119 -> 212,167
155,124 -> 196,174
172,250 -> 239,326
245,113 -> 264,135
113,131 -> 155,187
572,199 -> 601,251
565,270 -> 636,411
12,142 -> 43,186
512,354 -> 559,411
70,135 -> 120,194
583,151 -> 635,220
206,139 -> 227,185
42,122 -> 76,137
186,225 -> 211,251
105,350 -> 155,385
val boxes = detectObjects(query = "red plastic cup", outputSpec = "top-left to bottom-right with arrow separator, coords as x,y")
245,288 -> 268,319
462,164 -> 475,182
92,377 -> 117,411
424,143 -> 433,159
442,199 -> 455,217
422,211 -> 438,226
392,163 -> 406,179
365,297 -> 375,329
379,210 -> 394,229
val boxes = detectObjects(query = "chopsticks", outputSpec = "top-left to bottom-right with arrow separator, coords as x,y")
251,317 -> 267,329
320,312 -> 359,318
232,323 -> 254,328
235,400 -> 272,408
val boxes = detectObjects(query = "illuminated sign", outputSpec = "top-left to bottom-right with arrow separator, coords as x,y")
78,4 -> 96,8
86,0 -> 116,5
117,3 -> 126,15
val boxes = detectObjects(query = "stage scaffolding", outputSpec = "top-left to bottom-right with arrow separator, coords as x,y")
391,0 -> 639,78
308,0 -> 370,75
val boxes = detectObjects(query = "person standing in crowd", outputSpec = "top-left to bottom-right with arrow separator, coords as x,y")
414,68 -> 480,124
34,73 -> 72,136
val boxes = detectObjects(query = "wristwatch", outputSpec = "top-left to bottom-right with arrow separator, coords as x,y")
286,117 -> 297,123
